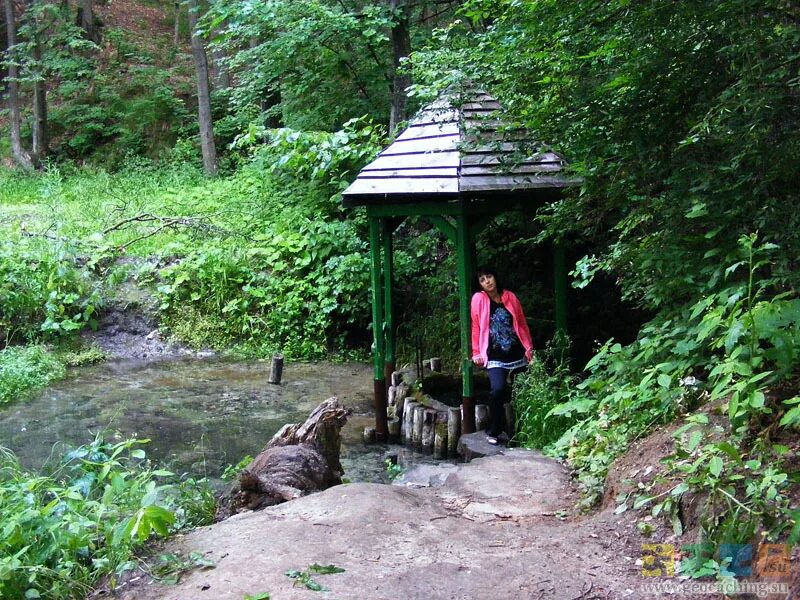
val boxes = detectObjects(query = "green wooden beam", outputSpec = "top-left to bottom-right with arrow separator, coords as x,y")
368,216 -> 388,441
427,215 -> 457,244
455,212 -> 476,434
381,218 -> 396,383
368,202 -> 464,218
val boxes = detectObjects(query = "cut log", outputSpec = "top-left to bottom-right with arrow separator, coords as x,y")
412,405 -> 425,446
447,407 -> 461,456
433,412 -> 448,458
475,403 -> 490,431
402,400 -> 418,443
216,397 -> 349,520
421,408 -> 436,453
268,354 -> 284,384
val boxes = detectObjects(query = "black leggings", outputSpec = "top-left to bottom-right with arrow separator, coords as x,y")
486,366 -> 526,436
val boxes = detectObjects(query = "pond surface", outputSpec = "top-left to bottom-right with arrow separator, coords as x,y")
0,358 -> 437,483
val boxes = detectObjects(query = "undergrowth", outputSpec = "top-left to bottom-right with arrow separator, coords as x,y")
514,234 -> 800,558
0,437 -> 215,599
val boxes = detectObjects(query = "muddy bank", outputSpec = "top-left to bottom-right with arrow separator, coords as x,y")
81,272 -> 191,359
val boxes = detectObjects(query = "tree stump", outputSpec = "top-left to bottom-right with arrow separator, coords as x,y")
216,397 -> 350,520
268,354 -> 283,384
387,416 -> 401,441
363,427 -> 376,444
402,400 -> 418,443
391,371 -> 404,386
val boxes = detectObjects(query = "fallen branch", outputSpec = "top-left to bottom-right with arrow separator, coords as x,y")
102,212 -> 230,252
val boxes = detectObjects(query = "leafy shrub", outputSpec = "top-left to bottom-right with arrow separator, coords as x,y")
0,346 -> 65,405
548,235 -> 800,520
0,438 -> 177,599
512,335 -> 583,449
0,238 -> 103,345
156,219 -> 372,358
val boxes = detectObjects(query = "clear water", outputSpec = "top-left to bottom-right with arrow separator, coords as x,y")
0,357 -> 440,483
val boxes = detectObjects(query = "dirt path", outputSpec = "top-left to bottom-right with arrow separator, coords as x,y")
113,451 -> 679,600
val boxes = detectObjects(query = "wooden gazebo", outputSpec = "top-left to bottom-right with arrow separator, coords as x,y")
342,88 -> 580,441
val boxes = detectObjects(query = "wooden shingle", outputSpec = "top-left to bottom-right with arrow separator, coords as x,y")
342,89 -> 579,206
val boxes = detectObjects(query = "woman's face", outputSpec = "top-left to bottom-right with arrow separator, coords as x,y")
478,273 -> 497,294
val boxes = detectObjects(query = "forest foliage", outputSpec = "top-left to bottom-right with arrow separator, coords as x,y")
2,0 -> 800,589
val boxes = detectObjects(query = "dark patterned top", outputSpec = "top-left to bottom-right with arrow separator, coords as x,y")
487,300 -> 525,368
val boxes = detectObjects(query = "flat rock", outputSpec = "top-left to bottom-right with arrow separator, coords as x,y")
457,431 -> 505,461
399,449 -> 570,521
115,452 -> 626,600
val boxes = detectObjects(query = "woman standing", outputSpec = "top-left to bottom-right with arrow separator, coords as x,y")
471,267 -> 533,445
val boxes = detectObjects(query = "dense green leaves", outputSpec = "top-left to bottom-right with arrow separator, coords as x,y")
0,439 -> 177,599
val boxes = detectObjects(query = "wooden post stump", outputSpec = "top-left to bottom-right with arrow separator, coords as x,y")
475,403 -> 490,431
447,407 -> 461,456
402,401 -> 418,443
387,416 -> 401,441
391,371 -> 404,386
363,427 -> 376,444
429,357 -> 442,372
268,354 -> 284,384
412,405 -> 425,446
421,409 -> 436,453
433,412 -> 448,458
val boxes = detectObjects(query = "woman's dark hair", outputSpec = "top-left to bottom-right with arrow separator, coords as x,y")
475,265 -> 504,293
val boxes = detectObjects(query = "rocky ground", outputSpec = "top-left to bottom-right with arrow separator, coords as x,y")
106,450 -> 718,600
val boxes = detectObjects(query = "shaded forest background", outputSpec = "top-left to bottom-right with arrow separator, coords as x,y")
1,0 -> 800,594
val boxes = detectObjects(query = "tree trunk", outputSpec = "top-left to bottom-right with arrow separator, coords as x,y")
0,7 -> 8,93
77,0 -> 95,42
3,0 -> 32,170
388,0 -> 411,135
30,38 -> 46,161
173,1 -> 180,45
188,0 -> 217,175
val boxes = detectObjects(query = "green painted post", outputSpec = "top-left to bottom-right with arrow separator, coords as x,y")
368,215 -> 388,441
381,219 -> 396,387
553,241 -> 568,334
456,211 -> 476,434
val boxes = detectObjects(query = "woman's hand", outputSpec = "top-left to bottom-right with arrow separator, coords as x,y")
525,348 -> 534,362
473,356 -> 485,367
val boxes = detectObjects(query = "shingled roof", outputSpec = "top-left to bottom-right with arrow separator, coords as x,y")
342,89 -> 578,206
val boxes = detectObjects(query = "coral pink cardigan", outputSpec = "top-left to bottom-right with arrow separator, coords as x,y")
471,290 -> 533,364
